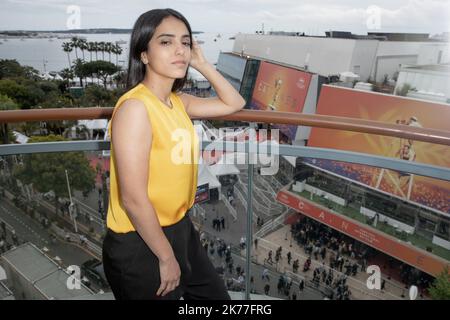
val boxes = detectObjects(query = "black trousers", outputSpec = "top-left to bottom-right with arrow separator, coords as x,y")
102,210 -> 231,300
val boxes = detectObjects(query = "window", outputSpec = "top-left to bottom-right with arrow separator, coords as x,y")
418,215 -> 436,233
436,220 -> 450,241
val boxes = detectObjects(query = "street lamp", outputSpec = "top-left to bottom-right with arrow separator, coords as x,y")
65,169 -> 78,233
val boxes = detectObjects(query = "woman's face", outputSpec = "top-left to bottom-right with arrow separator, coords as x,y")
143,16 -> 192,79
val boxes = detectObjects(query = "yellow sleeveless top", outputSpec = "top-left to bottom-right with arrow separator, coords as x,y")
106,83 -> 199,232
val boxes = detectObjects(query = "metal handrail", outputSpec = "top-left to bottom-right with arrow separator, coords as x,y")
1,108 -> 449,146
1,140 -> 448,182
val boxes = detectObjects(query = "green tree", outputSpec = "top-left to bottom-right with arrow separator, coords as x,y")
93,42 -> 99,61
0,79 -> 46,109
95,60 -> 120,89
105,42 -> 112,62
59,67 -> 75,91
39,95 -> 76,135
82,60 -> 120,89
113,71 -> 127,89
0,79 -> 27,104
62,42 -> 73,68
87,42 -> 96,62
428,267 -> 450,300
98,41 -> 106,60
83,84 -> 112,107
0,59 -> 23,79
38,81 -> 59,94
0,59 -> 39,80
73,59 -> 88,87
0,94 -> 19,144
14,134 -> 96,215
70,37 -> 80,60
59,67 -> 74,82
112,43 -> 123,67
78,38 -> 88,61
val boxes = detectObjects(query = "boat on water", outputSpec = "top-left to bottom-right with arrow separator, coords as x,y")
196,39 -> 205,44
116,39 -> 127,45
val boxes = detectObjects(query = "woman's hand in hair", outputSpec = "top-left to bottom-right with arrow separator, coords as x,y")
189,40 -> 208,70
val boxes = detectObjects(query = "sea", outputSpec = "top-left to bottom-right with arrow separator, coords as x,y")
0,32 -> 236,74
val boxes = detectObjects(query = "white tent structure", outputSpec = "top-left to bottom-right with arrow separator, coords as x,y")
209,154 -> 241,177
194,123 -> 211,142
12,131 -> 29,144
77,119 -> 108,140
197,164 -> 221,189
40,72 -> 63,81
78,119 -> 108,131
209,163 -> 240,177
216,152 -> 248,166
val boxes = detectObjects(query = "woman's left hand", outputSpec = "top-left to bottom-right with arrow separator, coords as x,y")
189,40 -> 208,70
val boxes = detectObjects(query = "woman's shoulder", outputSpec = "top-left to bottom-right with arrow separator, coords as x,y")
110,86 -> 149,125
116,84 -> 148,107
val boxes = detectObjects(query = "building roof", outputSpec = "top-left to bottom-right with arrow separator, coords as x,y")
1,243 -> 93,299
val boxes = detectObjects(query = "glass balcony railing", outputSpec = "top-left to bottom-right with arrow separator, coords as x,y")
0,108 -> 449,301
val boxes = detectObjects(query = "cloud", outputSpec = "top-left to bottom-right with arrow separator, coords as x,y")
0,0 -> 448,34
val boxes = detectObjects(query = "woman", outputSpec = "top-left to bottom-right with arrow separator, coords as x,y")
102,8 -> 245,300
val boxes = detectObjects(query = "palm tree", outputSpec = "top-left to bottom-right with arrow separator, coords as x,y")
87,42 -> 95,62
99,42 -> 106,61
106,42 -> 113,62
73,59 -> 86,87
113,43 -> 123,67
62,42 -> 73,68
70,37 -> 79,60
59,68 -> 74,85
79,38 -> 88,61
94,42 -> 99,61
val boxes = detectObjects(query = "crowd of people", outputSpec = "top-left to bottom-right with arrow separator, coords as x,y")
287,216 -> 378,299
290,214 -> 434,298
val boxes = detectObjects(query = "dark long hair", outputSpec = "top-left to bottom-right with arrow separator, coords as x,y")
126,9 -> 193,91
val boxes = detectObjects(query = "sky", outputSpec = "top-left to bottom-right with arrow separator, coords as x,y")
0,0 -> 449,36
